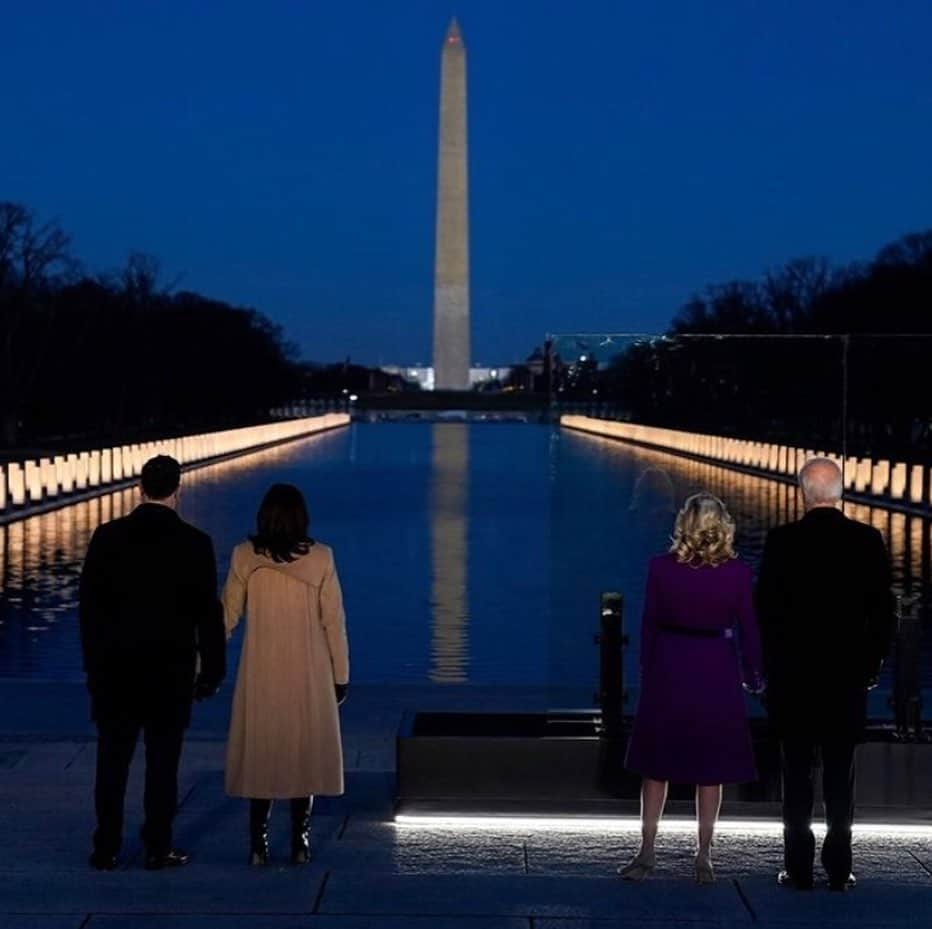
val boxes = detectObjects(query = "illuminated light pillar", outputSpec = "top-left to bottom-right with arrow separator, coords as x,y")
24,461 -> 42,503
872,460 -> 890,496
855,459 -> 871,492
63,454 -> 78,493
843,457 -> 859,490
9,463 -> 25,506
40,458 -> 56,497
890,463 -> 907,500
76,452 -> 90,490
910,465 -> 925,505
53,456 -> 66,493
432,18 -> 471,391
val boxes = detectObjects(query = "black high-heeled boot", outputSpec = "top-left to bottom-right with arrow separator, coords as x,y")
290,796 -> 313,864
249,799 -> 272,865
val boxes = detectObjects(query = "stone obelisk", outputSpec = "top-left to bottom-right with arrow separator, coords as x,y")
432,18 -> 470,390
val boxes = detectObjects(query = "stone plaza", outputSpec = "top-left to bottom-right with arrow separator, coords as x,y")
2,679 -> 931,928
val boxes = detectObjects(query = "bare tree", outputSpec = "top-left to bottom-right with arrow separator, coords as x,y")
761,256 -> 836,332
874,231 -> 932,268
0,202 -> 73,446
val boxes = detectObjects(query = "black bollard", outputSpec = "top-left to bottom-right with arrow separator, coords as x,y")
595,592 -> 626,740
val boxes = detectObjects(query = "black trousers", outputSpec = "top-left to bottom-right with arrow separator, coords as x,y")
781,733 -> 856,884
94,716 -> 185,857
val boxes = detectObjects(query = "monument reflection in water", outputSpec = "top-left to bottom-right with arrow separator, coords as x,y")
429,424 -> 469,682
0,423 -> 929,700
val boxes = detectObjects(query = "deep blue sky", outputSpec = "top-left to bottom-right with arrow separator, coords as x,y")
3,1 -> 931,365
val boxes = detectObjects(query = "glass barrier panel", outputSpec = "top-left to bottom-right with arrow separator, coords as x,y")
845,334 -> 931,726
547,333 -> 848,716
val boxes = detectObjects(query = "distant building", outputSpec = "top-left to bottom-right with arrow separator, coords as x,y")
380,365 -> 513,391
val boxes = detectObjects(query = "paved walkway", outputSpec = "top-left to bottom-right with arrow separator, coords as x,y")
2,682 -> 931,927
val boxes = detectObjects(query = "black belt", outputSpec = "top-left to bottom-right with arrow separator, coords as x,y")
659,623 -> 734,640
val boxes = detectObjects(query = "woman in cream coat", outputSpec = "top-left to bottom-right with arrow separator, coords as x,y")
222,483 -> 349,865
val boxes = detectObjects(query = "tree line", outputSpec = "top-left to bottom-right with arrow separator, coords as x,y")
0,202 -> 299,450
581,231 -> 932,461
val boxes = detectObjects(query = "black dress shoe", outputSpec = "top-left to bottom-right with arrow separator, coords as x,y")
777,870 -> 814,890
89,851 -> 118,871
144,848 -> 190,871
827,873 -> 857,891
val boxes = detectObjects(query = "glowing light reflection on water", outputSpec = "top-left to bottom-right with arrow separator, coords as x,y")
0,424 -> 928,709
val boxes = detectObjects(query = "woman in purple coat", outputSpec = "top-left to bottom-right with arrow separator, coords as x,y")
620,492 -> 763,884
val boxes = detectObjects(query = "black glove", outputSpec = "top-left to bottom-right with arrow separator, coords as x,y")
194,676 -> 221,701
335,682 -> 348,706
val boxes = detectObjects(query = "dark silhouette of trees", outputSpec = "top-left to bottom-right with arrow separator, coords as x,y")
0,202 -> 300,450
596,230 -> 932,462
0,203 -> 75,445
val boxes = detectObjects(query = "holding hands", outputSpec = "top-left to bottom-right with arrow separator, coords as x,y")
194,675 -> 221,701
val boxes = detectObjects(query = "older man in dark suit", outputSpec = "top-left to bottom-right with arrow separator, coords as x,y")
80,455 -> 225,870
757,457 -> 895,891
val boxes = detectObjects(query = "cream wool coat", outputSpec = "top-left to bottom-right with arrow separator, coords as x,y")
222,540 -> 349,799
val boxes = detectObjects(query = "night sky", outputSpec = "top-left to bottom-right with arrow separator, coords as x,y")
3,1 -> 931,365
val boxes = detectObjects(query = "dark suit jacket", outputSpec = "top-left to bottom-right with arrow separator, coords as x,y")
756,507 -> 895,736
79,503 -> 225,725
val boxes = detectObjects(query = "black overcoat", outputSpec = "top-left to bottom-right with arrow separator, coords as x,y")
756,507 -> 896,736
79,503 -> 225,725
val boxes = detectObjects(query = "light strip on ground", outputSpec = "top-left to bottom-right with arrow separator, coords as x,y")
394,814 -> 932,838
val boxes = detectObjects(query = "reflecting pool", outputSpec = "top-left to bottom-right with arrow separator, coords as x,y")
0,423 -> 928,711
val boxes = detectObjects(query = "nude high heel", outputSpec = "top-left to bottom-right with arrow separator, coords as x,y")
618,852 -> 656,881
695,851 -> 715,884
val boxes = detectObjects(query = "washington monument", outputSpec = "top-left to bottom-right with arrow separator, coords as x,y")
432,18 -> 470,390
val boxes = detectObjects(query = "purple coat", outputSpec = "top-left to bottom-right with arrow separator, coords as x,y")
625,553 -> 763,785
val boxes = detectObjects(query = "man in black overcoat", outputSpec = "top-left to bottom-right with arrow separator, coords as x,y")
757,457 -> 895,891
80,455 -> 225,870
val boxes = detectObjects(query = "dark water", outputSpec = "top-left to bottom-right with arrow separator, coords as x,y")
0,423 -> 928,709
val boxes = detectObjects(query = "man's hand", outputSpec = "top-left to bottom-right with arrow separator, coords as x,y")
194,676 -> 220,701
335,683 -> 348,706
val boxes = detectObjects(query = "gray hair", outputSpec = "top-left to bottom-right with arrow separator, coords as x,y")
798,457 -> 843,507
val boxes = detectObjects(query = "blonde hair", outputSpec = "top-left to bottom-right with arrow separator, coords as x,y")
670,492 -> 737,567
